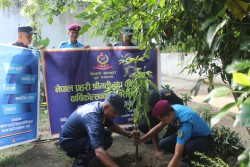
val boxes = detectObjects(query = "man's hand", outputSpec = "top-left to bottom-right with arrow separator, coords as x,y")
130,130 -> 140,138
95,146 -> 119,167
134,137 -> 143,145
39,45 -> 45,50
106,43 -> 113,47
155,150 -> 164,159
84,45 -> 91,49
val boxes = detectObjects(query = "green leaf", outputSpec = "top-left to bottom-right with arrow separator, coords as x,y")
211,34 -> 225,52
239,104 -> 250,127
75,12 -> 87,18
133,20 -> 141,30
226,0 -> 249,21
112,0 -> 121,4
41,37 -> 50,47
240,38 -> 250,51
206,19 -> 227,48
200,16 -> 217,31
79,24 -> 92,35
226,60 -> 250,73
233,72 -> 250,86
204,86 -> 232,103
244,96 -> 250,104
159,0 -> 166,8
238,147 -> 250,166
211,102 -> 237,127
47,16 -> 53,25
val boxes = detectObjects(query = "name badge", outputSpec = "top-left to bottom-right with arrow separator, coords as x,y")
177,130 -> 183,138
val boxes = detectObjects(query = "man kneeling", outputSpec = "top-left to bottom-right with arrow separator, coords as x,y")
59,92 -> 139,167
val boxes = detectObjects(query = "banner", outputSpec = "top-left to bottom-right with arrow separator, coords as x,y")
0,44 -> 40,149
43,47 -> 160,136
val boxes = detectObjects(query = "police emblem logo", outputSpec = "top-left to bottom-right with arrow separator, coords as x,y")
97,52 -> 109,65
177,130 -> 183,138
165,93 -> 171,96
94,52 -> 112,70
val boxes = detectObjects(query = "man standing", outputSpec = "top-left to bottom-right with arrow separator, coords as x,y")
12,26 -> 36,49
59,92 -> 139,167
59,24 -> 85,48
135,100 -> 213,167
107,27 -> 137,47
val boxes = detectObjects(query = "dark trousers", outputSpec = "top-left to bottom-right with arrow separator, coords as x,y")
60,129 -> 113,160
159,134 -> 213,163
138,115 -> 159,134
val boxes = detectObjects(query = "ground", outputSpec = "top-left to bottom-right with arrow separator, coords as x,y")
1,76 -> 249,167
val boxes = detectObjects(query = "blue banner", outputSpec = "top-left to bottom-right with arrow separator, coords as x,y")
43,47 -> 160,136
0,44 -> 39,149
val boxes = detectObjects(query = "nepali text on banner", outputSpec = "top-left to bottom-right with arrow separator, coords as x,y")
0,44 -> 39,149
43,47 -> 160,136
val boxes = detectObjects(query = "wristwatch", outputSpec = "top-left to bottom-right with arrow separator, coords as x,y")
127,132 -> 132,138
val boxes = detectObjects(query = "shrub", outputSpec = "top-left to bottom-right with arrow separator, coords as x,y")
197,108 -> 242,160
211,126 -> 242,159
191,152 -> 229,167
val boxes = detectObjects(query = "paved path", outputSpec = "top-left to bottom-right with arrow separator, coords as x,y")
161,76 -> 238,114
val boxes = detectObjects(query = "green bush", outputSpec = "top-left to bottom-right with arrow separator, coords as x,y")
211,126 -> 242,159
191,152 -> 229,167
196,107 -> 214,127
197,108 -> 242,160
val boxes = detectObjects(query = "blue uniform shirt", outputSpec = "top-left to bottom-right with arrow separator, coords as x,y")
59,40 -> 84,48
59,101 -> 113,149
172,104 -> 211,145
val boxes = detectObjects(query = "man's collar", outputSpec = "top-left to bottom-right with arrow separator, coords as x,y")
14,42 -> 28,48
68,40 -> 78,46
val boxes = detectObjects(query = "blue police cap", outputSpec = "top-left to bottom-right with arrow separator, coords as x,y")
123,27 -> 134,35
18,26 -> 36,35
106,92 -> 127,115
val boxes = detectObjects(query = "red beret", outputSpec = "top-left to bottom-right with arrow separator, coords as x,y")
68,24 -> 81,31
152,100 -> 171,118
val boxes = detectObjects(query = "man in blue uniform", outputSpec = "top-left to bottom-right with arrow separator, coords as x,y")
12,26 -> 36,49
106,27 -> 137,47
138,89 -> 183,145
59,24 -> 85,48
135,100 -> 213,166
59,92 -> 139,167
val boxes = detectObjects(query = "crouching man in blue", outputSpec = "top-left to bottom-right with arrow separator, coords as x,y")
135,100 -> 213,167
59,93 -> 139,167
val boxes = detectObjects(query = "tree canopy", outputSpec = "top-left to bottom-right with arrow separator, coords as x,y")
3,0 -> 249,88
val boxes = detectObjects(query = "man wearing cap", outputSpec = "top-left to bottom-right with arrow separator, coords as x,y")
59,92 -> 139,167
12,26 -> 36,49
138,89 -> 183,145
59,24 -> 86,48
135,100 -> 213,167
106,27 -> 137,47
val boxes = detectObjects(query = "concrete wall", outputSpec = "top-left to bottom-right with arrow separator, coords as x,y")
160,53 -> 224,83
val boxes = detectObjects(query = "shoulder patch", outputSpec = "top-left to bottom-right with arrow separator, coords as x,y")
177,130 -> 183,138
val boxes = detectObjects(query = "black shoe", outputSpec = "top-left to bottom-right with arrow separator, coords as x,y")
144,139 -> 153,145
72,154 -> 88,167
